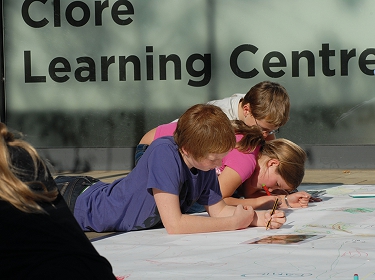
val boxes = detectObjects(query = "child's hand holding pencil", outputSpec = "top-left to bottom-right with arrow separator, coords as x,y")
265,198 -> 286,230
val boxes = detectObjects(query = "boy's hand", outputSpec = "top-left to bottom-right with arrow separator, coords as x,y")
264,209 -> 286,229
233,204 -> 255,229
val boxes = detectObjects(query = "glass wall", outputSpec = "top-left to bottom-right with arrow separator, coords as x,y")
2,0 -> 375,170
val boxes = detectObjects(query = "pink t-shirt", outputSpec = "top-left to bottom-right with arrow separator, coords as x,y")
154,122 -> 177,140
154,122 -> 259,182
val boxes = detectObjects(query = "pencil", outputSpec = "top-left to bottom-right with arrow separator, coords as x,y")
266,198 -> 279,230
354,274 -> 359,280
263,184 -> 272,196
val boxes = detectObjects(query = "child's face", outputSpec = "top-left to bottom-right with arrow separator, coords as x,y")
256,164 -> 293,194
244,117 -> 279,139
186,152 -> 228,171
242,105 -> 279,138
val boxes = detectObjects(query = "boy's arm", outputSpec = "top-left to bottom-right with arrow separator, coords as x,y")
153,188 -> 254,234
207,200 -> 286,229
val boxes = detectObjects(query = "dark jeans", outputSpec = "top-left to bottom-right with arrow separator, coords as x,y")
55,176 -> 99,214
134,144 -> 149,166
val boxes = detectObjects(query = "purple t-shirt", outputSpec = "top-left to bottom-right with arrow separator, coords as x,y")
154,123 -> 260,183
74,136 -> 222,232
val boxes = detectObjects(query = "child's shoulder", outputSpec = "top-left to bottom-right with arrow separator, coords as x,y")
153,135 -> 175,145
149,136 -> 179,155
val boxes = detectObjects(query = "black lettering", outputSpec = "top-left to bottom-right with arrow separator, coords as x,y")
292,50 -> 315,77
49,57 -> 71,83
146,46 -> 153,80
23,0 -> 134,28
262,51 -> 286,78
230,44 -> 258,78
319,43 -> 335,77
54,0 -> 61,27
340,49 -> 356,76
358,48 -> 375,75
66,1 -> 90,27
119,56 -> 141,81
112,0 -> 134,25
186,53 -> 211,87
24,51 -> 46,83
22,0 -> 48,28
95,0 -> 109,26
101,56 -> 116,81
75,57 -> 96,82
159,54 -> 181,80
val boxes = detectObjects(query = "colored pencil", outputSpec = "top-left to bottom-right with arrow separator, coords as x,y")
266,198 -> 279,230
263,184 -> 272,196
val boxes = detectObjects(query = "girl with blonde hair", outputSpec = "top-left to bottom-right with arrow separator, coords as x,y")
0,122 -> 116,279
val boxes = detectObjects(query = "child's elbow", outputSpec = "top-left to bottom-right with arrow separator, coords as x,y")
163,221 -> 189,234
164,225 -> 183,234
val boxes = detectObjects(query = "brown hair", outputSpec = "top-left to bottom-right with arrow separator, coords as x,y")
174,104 -> 236,160
231,120 -> 265,153
0,123 -> 58,213
242,81 -> 290,127
260,138 -> 306,190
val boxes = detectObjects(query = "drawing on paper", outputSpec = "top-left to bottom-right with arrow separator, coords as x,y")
242,234 -> 324,245
307,207 -> 375,214
294,222 -> 354,234
343,207 -> 375,214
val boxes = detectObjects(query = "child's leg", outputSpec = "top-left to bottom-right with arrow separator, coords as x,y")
134,144 -> 149,166
54,176 -> 99,213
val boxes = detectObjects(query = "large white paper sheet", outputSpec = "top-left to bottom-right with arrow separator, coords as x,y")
93,185 -> 375,279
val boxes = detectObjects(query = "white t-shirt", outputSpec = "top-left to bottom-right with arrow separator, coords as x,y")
206,94 -> 245,120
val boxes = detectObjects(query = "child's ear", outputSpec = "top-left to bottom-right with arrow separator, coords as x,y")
181,147 -> 190,158
267,159 -> 280,167
242,103 -> 251,117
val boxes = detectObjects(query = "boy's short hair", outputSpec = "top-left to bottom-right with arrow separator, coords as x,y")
174,104 -> 236,160
242,81 -> 290,127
